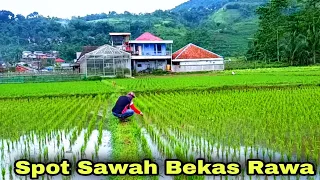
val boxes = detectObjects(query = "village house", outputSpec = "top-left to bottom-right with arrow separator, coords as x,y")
109,32 -> 173,73
75,32 -> 225,77
171,43 -> 225,72
128,32 -> 173,72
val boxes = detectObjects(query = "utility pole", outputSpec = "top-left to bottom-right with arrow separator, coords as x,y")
312,16 -> 316,64
276,13 -> 280,62
277,29 -> 280,62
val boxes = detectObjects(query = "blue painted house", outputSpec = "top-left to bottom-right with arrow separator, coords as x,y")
128,32 -> 173,72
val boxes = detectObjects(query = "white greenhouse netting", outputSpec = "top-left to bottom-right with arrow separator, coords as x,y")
78,45 -> 131,77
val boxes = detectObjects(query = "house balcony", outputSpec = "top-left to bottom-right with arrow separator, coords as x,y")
130,51 -> 172,60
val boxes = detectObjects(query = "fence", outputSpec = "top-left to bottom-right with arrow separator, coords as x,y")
224,61 -> 291,70
172,64 -> 225,72
0,72 -> 85,84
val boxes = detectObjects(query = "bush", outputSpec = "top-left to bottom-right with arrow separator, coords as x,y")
132,69 -> 138,76
84,76 -> 102,81
224,61 -> 290,70
226,3 -> 241,9
116,74 -> 126,78
124,68 -> 131,74
151,69 -> 168,75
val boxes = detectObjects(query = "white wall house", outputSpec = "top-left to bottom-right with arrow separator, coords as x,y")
171,43 -> 225,72
109,32 -> 173,73
129,32 -> 173,72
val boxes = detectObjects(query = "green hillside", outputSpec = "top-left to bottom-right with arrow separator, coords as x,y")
212,9 -> 243,24
0,0 -> 267,61
84,1 -> 265,56
173,0 -> 229,12
197,2 -> 262,55
172,0 -> 267,12
86,15 -> 188,52
1,0 -> 319,66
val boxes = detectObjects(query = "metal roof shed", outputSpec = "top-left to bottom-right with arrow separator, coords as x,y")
77,45 -> 132,77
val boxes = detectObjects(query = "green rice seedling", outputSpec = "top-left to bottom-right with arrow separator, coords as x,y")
94,143 -> 99,158
140,134 -> 153,160
80,145 -> 85,158
244,145 -> 248,160
43,147 -> 48,161
296,143 -> 301,162
73,155 -> 77,168
287,140 -> 293,162
57,153 -> 62,161
306,148 -> 310,162
225,148 -> 229,162
262,147 -> 266,161
91,153 -> 95,161
217,141 -> 221,159
8,165 -> 12,179
98,122 -> 103,146
70,130 -> 78,146
6,141 -> 10,152
165,146 -> 171,158
1,168 -> 5,180
312,147 -> 318,167
61,146 -> 65,158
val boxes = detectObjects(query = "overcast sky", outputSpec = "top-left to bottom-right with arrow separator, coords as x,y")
2,0 -> 189,19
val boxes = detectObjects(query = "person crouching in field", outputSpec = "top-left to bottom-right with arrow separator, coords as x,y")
112,92 -> 143,122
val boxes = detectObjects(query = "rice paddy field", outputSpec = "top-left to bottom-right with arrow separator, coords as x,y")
0,66 -> 320,180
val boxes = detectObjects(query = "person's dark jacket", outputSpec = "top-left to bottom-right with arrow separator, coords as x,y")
112,96 -> 141,114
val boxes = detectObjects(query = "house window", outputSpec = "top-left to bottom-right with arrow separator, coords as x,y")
137,64 -> 142,67
135,45 -> 138,54
157,44 -> 162,53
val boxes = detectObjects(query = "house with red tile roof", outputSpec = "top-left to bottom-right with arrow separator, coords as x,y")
76,31 -> 226,77
171,43 -> 225,72
16,65 -> 36,73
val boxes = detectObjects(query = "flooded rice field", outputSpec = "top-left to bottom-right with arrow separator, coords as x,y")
0,129 -> 112,180
140,126 -> 320,180
0,123 -> 319,180
1,86 -> 320,180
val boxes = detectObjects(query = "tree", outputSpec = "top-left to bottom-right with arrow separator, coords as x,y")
0,10 -> 14,21
247,0 -> 320,65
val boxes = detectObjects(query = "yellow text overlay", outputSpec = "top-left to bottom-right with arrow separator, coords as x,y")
76,159 -> 159,175
13,159 -> 317,178
14,159 -> 71,179
247,160 -> 316,175
165,159 -> 241,175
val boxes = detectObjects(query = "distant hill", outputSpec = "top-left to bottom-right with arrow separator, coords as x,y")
172,0 -> 267,12
170,0 -> 268,56
0,0 -> 269,61
172,0 -> 228,12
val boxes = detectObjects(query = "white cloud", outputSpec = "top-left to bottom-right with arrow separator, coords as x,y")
2,0 -> 189,19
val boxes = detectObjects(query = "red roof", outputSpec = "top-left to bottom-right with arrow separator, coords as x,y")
16,65 -> 28,72
55,58 -> 65,63
16,65 -> 34,72
136,32 -> 163,41
172,43 -> 222,60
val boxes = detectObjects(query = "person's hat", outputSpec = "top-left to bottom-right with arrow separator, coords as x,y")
127,92 -> 136,98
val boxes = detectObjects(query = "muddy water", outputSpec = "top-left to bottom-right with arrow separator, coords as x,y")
0,129 -> 112,180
